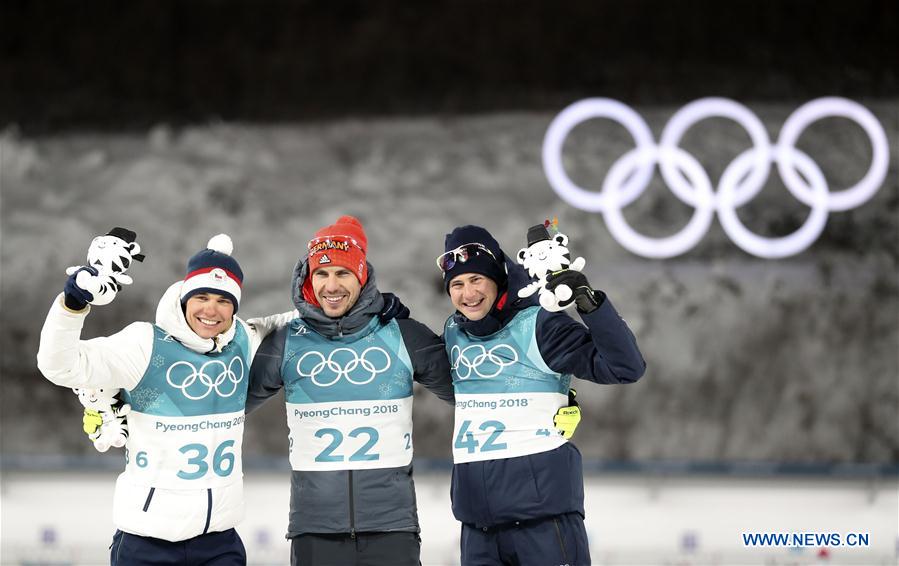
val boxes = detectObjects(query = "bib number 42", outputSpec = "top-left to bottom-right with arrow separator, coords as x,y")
454,420 -> 507,454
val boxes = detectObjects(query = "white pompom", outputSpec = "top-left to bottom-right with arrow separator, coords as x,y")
207,234 -> 234,255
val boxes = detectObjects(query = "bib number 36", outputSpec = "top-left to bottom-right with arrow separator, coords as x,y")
177,440 -> 236,480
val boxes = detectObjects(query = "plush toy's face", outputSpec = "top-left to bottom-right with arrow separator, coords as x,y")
517,234 -> 572,277
87,235 -> 140,275
73,387 -> 119,410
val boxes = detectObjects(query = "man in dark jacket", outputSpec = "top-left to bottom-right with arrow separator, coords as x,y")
246,216 -> 455,566
437,224 -> 646,566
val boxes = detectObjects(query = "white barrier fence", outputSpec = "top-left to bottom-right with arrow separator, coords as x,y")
1,470 -> 896,565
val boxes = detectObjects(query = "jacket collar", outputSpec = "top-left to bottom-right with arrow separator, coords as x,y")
291,258 -> 384,338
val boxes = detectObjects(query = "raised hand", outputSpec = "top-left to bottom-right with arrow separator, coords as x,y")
62,227 -> 145,309
64,265 -> 123,307
545,270 -> 603,313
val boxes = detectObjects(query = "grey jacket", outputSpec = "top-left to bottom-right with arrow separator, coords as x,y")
246,262 -> 454,536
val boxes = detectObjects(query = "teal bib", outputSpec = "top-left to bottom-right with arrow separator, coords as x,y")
281,317 -> 416,471
444,307 -> 572,463
123,324 -> 251,416
444,307 -> 572,395
118,324 -> 251,489
282,317 -> 413,403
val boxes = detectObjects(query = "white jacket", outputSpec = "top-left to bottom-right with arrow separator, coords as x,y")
37,282 -> 287,542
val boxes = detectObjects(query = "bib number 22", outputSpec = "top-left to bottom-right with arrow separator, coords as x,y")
315,427 -> 380,462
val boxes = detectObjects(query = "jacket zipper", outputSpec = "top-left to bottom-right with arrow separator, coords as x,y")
348,470 -> 356,540
141,487 -> 155,512
202,488 -> 212,534
553,518 -> 568,562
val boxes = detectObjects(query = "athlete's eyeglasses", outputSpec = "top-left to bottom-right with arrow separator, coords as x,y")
435,243 -> 497,272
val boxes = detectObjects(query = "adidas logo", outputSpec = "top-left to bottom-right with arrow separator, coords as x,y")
319,254 -> 331,264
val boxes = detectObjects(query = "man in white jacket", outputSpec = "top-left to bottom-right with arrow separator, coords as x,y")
37,233 -> 265,565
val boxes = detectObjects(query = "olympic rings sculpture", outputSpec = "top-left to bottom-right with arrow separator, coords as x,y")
297,347 -> 392,387
542,97 -> 889,258
166,356 -> 245,400
451,344 -> 519,379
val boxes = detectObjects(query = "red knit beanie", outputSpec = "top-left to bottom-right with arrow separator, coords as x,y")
302,215 -> 369,305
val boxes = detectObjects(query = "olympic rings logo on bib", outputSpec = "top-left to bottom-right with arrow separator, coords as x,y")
542,97 -> 889,259
166,357 -> 245,400
297,347 -> 392,387
451,344 -> 519,379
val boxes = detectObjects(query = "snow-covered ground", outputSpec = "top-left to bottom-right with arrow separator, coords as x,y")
1,470 -> 895,566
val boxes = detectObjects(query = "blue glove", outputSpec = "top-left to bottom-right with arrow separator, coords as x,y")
64,266 -> 99,311
378,292 -> 410,322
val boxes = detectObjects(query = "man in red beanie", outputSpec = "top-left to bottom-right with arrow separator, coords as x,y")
247,215 -> 456,566
301,215 -> 369,317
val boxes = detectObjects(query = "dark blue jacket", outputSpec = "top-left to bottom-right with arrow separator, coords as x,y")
449,259 -> 645,527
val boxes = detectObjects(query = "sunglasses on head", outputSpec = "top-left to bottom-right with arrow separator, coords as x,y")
435,243 -> 497,272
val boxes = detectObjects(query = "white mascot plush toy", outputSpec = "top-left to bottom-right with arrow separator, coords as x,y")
65,227 -> 145,306
73,387 -> 131,452
517,219 -> 586,312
